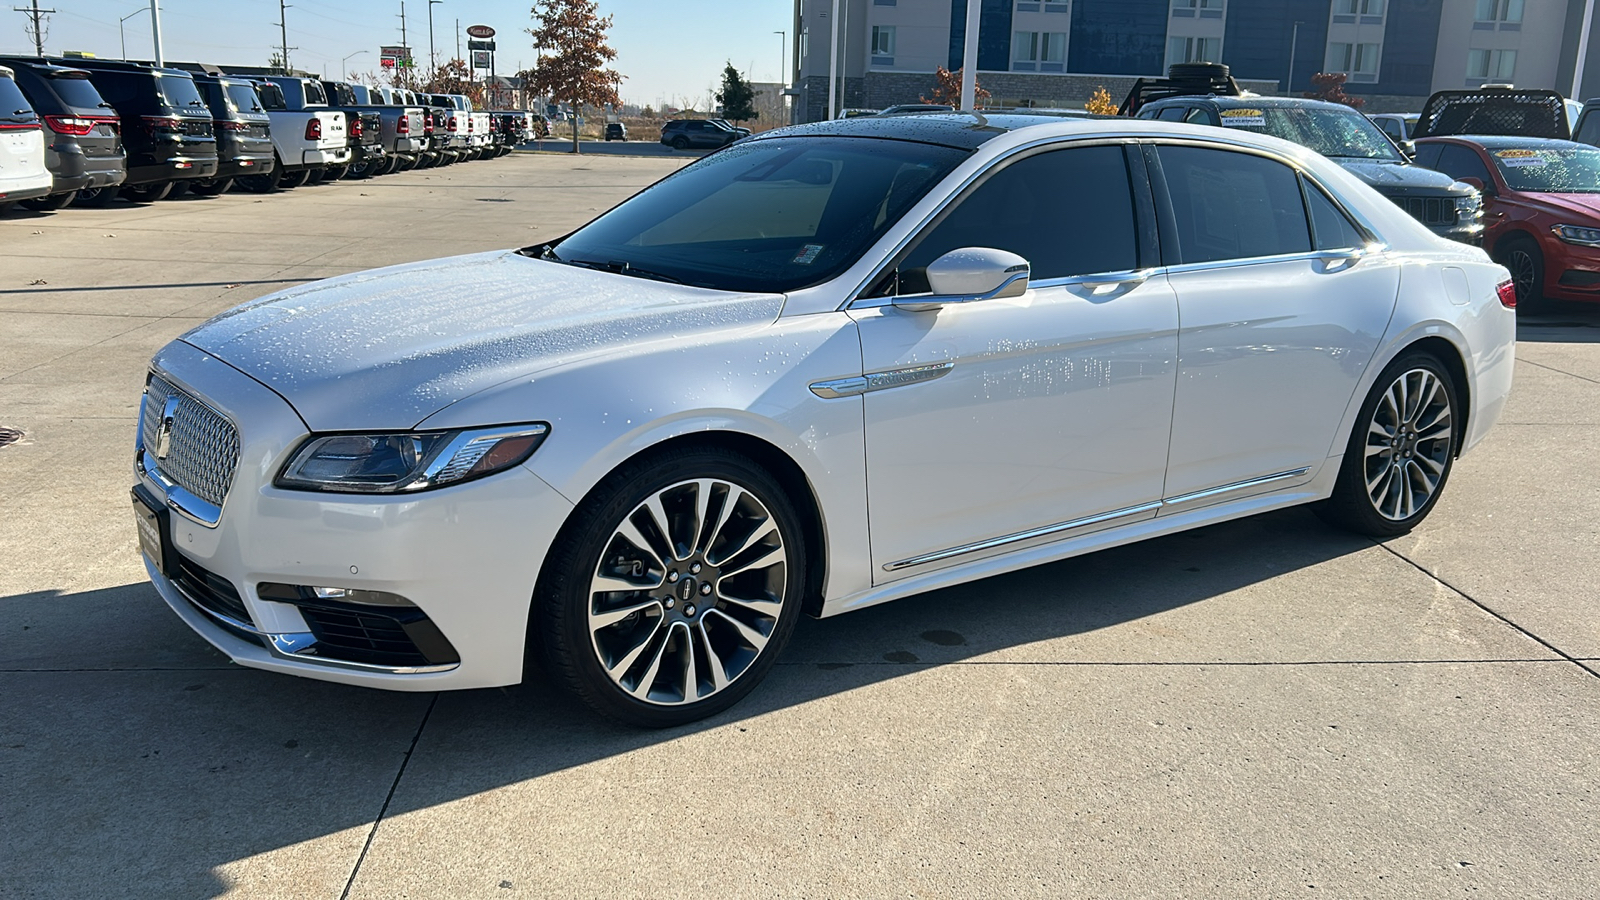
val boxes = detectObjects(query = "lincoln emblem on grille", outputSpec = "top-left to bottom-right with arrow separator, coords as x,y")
156,395 -> 181,461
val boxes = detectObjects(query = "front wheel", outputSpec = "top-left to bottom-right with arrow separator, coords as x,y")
534,447 -> 807,727
1316,352 -> 1459,537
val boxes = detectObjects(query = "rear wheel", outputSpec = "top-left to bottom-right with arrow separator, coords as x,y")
535,447 -> 806,728
1316,352 -> 1459,537
671,135 -> 690,150
187,177 -> 234,196
235,172 -> 279,193
321,165 -> 348,181
21,191 -> 75,211
165,181 -> 191,199
277,169 -> 310,189
120,182 -> 172,203
1499,236 -> 1548,314
0,201 -> 14,216
74,185 -> 120,206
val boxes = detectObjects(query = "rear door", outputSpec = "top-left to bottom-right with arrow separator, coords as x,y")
1152,143 -> 1401,504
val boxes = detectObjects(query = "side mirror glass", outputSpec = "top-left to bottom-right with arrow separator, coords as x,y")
1458,176 -> 1493,197
896,247 -> 1030,312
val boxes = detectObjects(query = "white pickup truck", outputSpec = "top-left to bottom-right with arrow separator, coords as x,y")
238,76 -> 349,191
438,94 -> 491,160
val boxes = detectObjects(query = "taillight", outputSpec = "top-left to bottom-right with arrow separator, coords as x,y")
219,121 -> 248,132
447,116 -> 457,132
424,118 -> 433,134
466,117 -> 474,133
0,120 -> 40,132
1496,279 -> 1517,309
350,116 -> 363,138
43,115 -> 93,136
305,118 -> 322,140
142,115 -> 182,135
397,116 -> 410,135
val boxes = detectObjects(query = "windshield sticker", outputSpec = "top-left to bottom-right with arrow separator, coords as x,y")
1496,149 -> 1549,168
1219,109 -> 1266,127
792,244 -> 825,265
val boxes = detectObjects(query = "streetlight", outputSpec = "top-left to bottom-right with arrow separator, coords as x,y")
428,0 -> 443,69
343,50 -> 368,80
774,30 -> 786,121
119,8 -> 142,60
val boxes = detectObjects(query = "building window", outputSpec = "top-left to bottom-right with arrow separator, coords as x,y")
1333,0 -> 1385,13
1167,36 -> 1223,67
1327,42 -> 1380,75
1171,0 -> 1223,9
1467,48 -> 1517,80
1475,0 -> 1523,22
871,25 -> 896,57
1012,31 -> 1067,72
1043,0 -> 1069,13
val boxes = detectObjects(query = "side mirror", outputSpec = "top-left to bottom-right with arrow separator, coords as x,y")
895,247 -> 1030,312
1458,176 -> 1494,197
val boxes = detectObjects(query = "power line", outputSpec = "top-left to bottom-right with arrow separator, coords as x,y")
12,0 -> 54,57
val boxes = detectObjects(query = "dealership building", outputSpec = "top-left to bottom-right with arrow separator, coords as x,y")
790,0 -> 1600,119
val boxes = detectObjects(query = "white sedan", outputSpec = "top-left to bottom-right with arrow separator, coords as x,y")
133,115 -> 1516,726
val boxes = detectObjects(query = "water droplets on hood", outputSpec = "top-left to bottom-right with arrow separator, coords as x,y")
181,250 -> 785,430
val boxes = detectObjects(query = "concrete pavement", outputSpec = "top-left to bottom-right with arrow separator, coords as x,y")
1,154 -> 1596,898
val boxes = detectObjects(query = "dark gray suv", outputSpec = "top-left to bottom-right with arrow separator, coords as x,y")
0,57 -> 126,209
659,118 -> 744,150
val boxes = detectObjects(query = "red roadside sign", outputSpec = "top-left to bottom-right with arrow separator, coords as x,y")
466,24 -> 495,39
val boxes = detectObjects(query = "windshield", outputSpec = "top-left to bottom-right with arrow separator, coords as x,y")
1218,106 -> 1405,161
546,137 -> 968,293
224,81 -> 262,114
1489,146 -> 1600,193
156,73 -> 208,115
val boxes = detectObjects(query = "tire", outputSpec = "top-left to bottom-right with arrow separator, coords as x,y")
22,191 -> 75,211
0,201 -> 13,216
534,446 -> 808,728
121,182 -> 172,203
671,136 -> 690,150
375,156 -> 400,176
187,178 -> 233,196
166,181 -> 191,199
1169,61 -> 1231,80
347,155 -> 378,179
235,172 -> 280,193
277,169 -> 310,189
322,165 -> 348,181
1498,236 -> 1548,314
1316,351 -> 1460,537
303,167 -> 326,185
74,185 -> 119,207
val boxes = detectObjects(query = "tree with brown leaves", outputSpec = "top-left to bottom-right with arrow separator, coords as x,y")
420,59 -> 485,109
921,66 -> 989,109
525,0 -> 624,153
1303,72 -> 1366,109
1084,86 -> 1117,116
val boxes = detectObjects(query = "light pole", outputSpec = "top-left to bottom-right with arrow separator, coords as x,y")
343,49 -> 367,80
119,8 -> 142,59
148,0 -> 164,67
1286,21 -> 1304,96
428,0 -> 442,69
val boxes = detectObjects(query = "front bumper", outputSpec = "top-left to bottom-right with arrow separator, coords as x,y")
134,341 -> 574,691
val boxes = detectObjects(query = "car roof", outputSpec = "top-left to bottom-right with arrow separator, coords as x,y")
759,112 -> 1148,151
0,56 -> 91,77
1417,135 -> 1589,151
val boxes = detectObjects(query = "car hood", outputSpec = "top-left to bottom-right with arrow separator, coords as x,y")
180,250 -> 787,431
1333,159 -> 1468,195
1513,191 -> 1600,221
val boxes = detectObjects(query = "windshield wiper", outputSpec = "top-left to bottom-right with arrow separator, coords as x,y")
566,258 -> 684,284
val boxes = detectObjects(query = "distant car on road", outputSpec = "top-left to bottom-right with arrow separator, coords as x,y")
604,121 -> 627,141
660,118 -> 743,150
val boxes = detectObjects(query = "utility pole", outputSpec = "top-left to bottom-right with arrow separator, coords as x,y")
428,0 -> 442,69
12,0 -> 55,57
278,0 -> 291,74
149,0 -> 164,67
455,18 -> 461,63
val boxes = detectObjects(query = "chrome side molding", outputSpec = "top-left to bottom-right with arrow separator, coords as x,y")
1160,467 -> 1312,509
811,361 -> 955,399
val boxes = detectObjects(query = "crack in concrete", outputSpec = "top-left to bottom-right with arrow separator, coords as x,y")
340,693 -> 438,900
1517,357 -> 1600,386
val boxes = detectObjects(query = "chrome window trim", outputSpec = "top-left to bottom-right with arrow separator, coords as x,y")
841,131 -> 1389,312
1161,247 -> 1382,277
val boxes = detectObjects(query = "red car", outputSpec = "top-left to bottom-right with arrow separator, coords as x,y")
1414,136 -> 1600,311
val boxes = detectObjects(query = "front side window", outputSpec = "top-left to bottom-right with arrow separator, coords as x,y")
894,144 -> 1140,291
1431,143 -> 1494,185
1467,48 -> 1517,80
1157,146 -> 1313,264
547,137 -> 968,293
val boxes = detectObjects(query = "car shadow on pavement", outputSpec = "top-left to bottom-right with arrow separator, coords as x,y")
1,507 -> 1381,897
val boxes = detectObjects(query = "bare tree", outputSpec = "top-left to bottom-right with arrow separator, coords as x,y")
524,0 -> 624,152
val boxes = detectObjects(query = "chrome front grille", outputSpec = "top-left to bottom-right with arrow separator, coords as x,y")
141,374 -> 240,510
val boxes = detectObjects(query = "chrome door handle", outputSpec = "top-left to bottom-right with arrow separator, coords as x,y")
1075,269 -> 1155,290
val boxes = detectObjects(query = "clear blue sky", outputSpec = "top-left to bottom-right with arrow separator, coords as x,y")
4,1 -> 793,106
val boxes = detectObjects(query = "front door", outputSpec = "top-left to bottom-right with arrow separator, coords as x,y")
852,143 -> 1180,581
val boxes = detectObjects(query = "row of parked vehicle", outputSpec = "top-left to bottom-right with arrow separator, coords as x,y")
0,57 -> 538,213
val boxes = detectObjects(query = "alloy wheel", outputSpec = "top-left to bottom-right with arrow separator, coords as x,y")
586,478 -> 788,707
1508,248 -> 1538,306
1362,368 -> 1453,521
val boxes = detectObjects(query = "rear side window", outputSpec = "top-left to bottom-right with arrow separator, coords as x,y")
898,145 -> 1140,287
303,80 -> 327,106
255,82 -> 287,111
1304,183 -> 1367,251
1157,146 -> 1312,264
46,72 -> 108,111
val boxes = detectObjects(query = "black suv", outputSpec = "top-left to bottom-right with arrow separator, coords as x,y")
191,73 -> 275,195
0,57 -> 126,209
69,59 -> 217,203
660,118 -> 744,150
1126,64 -> 1483,244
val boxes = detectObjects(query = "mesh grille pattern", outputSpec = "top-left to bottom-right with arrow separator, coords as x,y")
1398,196 -> 1458,226
1413,90 -> 1568,140
299,606 -> 431,667
142,375 -> 240,509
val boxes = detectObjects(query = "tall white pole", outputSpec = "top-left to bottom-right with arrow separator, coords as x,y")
149,0 -> 164,67
1287,22 -> 1300,96
1574,0 -> 1596,100
828,0 -> 841,119
960,0 -> 979,110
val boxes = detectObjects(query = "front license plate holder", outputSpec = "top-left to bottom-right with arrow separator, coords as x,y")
132,487 -> 171,578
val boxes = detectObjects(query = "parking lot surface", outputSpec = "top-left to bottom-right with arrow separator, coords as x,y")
2,153 -> 1597,898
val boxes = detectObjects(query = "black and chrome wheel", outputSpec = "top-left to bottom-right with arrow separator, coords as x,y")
120,182 -> 172,203
536,447 -> 806,727
321,165 -> 349,181
187,177 -> 234,196
277,168 -> 310,189
74,185 -> 119,207
1500,236 -> 1547,314
22,191 -> 75,211
1318,352 -> 1458,537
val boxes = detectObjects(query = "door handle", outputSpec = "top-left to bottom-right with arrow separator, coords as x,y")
1074,268 -> 1155,290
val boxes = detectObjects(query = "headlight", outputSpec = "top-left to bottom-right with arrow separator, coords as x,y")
276,423 -> 549,493
1454,193 -> 1484,220
1552,224 -> 1600,248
